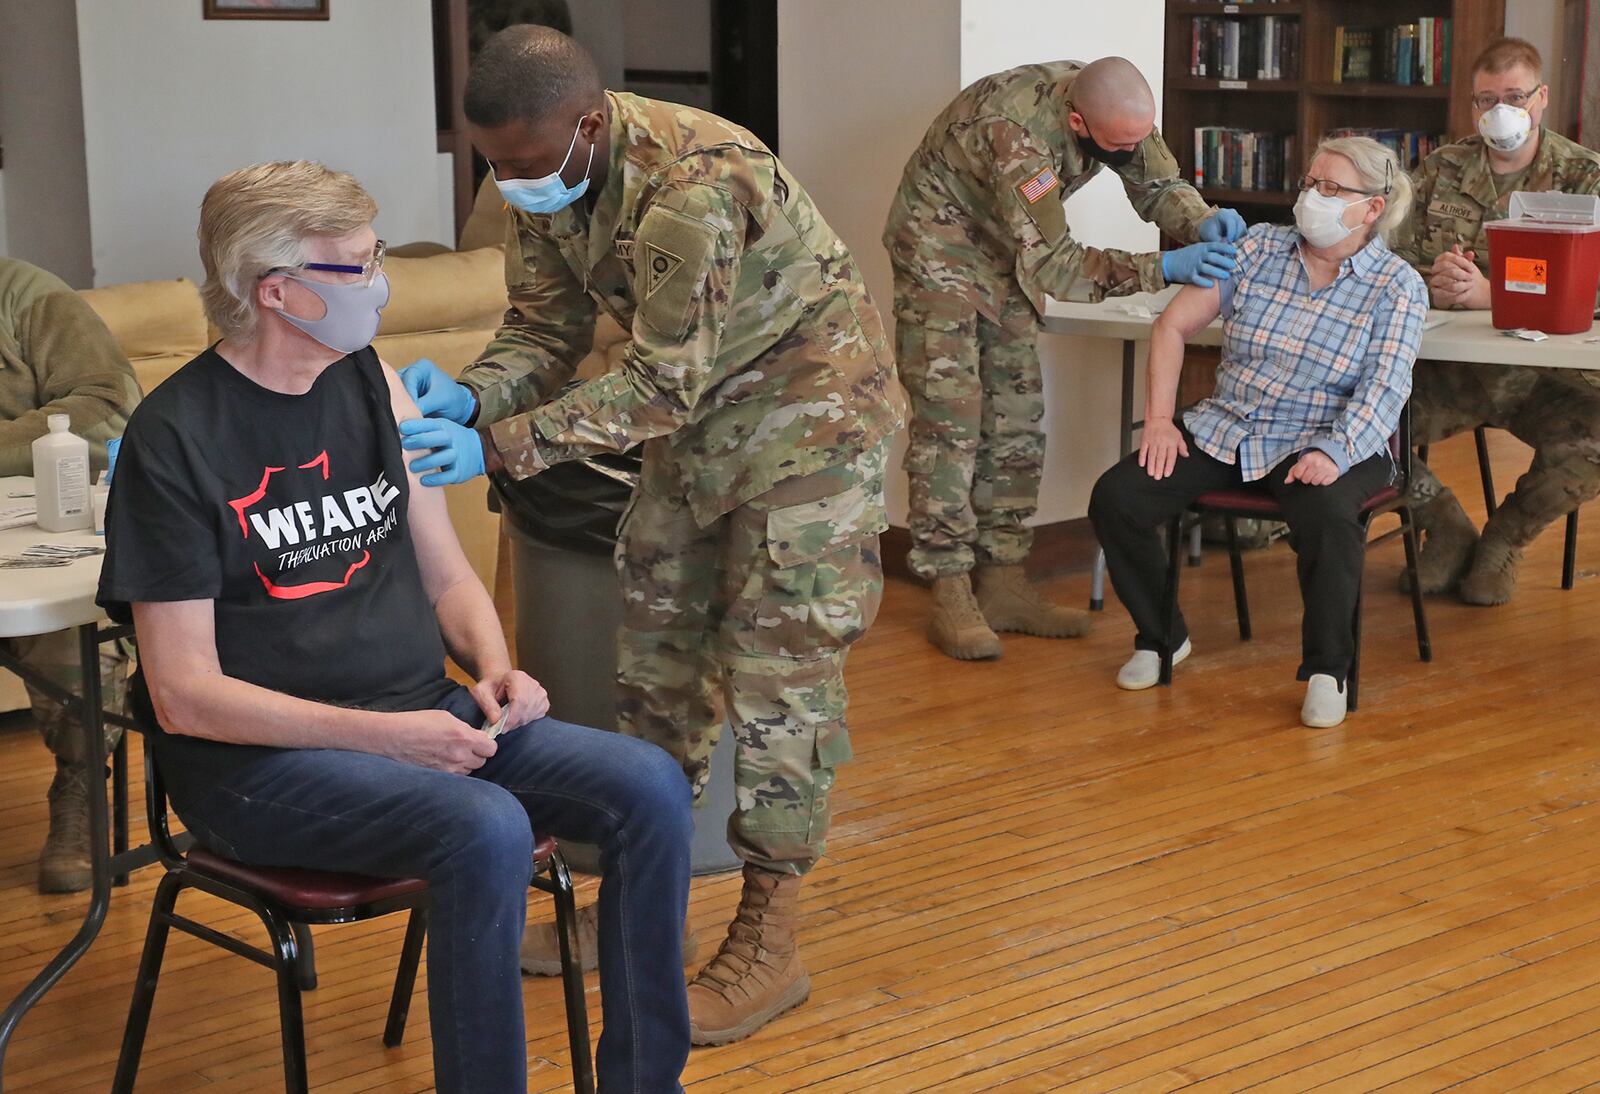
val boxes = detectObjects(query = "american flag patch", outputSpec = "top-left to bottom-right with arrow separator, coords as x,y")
1019,167 -> 1059,204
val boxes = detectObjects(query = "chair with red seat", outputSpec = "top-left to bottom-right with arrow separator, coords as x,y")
1158,408 -> 1433,708
112,735 -> 594,1094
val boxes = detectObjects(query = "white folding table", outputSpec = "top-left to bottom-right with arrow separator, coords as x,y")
0,476 -> 161,1088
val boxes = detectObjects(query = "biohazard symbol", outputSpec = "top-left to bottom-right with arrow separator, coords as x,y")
643,242 -> 684,299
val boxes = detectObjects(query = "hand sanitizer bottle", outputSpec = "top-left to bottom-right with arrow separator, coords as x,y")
32,415 -> 92,532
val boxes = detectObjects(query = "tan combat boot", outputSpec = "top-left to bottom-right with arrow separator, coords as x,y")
975,564 -> 1091,638
1458,536 -> 1522,606
687,864 -> 810,1045
928,573 -> 1002,660
38,760 -> 93,894
520,900 -> 698,976
1402,491 -> 1478,595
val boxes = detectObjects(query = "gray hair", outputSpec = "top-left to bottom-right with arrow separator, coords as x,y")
198,161 -> 378,339
1311,136 -> 1413,243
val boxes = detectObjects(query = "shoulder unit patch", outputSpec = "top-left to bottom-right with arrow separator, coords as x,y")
643,242 -> 684,299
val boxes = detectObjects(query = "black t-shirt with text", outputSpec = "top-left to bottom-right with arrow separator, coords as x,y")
97,346 -> 455,807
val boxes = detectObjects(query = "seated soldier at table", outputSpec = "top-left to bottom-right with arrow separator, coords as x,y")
1089,137 -> 1427,729
96,161 -> 692,1094
1390,36 -> 1600,605
0,255 -> 141,893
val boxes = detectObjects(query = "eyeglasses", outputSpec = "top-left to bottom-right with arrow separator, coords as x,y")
1296,175 -> 1386,198
266,239 -> 387,287
1471,87 -> 1541,111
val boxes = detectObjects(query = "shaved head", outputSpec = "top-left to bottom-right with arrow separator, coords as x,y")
1069,57 -> 1157,151
465,24 -> 603,129
1073,57 -> 1156,120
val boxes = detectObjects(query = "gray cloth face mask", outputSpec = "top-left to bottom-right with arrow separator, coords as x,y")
276,271 -> 390,354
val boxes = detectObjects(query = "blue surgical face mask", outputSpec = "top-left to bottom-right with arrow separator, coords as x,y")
277,271 -> 390,354
494,118 -> 594,214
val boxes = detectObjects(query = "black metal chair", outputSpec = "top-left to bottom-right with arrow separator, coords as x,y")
1418,425 -> 1581,590
1159,411 -> 1433,709
112,736 -> 594,1094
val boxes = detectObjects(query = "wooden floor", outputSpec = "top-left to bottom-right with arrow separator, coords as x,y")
4,429 -> 1600,1092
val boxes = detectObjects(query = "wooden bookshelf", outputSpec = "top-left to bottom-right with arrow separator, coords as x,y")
1162,0 -> 1505,222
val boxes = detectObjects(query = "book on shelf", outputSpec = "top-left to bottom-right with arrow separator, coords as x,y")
1189,15 -> 1299,80
1323,127 -> 1445,171
1334,26 -> 1374,82
1334,20 -> 1451,86
1193,127 -> 1297,192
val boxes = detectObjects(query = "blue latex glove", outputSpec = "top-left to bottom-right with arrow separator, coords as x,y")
1162,241 -> 1237,288
1198,208 -> 1247,243
398,417 -> 487,486
399,359 -> 477,425
104,436 -> 121,485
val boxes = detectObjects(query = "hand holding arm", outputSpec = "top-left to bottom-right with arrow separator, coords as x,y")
1162,241 -> 1238,289
1198,208 -> 1247,243
400,359 -> 478,424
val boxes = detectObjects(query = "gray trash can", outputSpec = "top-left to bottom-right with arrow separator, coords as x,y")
494,453 -> 740,877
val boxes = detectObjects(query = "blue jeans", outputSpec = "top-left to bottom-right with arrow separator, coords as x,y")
172,685 -> 692,1094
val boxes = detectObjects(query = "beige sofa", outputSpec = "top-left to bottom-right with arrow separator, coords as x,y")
77,246 -> 510,590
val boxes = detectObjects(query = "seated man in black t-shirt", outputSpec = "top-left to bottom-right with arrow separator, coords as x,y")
97,161 -> 692,1094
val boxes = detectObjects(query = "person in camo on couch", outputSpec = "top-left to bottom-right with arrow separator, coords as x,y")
0,255 -> 141,894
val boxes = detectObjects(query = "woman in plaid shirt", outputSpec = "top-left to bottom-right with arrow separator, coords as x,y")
1089,136 -> 1428,728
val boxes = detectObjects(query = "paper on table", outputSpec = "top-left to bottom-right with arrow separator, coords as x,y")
0,505 -> 36,531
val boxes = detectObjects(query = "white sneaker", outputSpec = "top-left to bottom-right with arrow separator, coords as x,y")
1116,638 -> 1191,691
1301,673 -> 1348,728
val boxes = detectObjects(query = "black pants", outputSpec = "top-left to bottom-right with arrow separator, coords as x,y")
1088,436 -> 1392,683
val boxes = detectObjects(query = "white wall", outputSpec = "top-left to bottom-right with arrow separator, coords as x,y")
960,0 -> 1164,522
0,0 -> 94,286
1506,0 -> 1571,134
73,0 -> 445,286
777,0 -> 961,523
778,0 -> 960,329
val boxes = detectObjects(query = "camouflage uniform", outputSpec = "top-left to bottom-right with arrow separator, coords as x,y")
461,92 -> 904,876
1391,131 -> 1600,558
0,257 -> 139,758
0,631 -> 130,761
882,61 -> 1215,578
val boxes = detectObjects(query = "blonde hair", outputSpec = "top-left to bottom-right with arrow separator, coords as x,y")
198,161 -> 378,339
1311,136 -> 1413,244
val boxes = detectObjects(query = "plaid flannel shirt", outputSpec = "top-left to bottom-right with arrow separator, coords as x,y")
1182,224 -> 1428,480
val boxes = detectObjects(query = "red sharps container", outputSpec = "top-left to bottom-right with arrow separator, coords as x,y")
1484,191 -> 1600,335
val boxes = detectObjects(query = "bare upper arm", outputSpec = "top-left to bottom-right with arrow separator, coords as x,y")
1154,283 -> 1223,343
132,600 -> 221,721
376,359 -> 477,603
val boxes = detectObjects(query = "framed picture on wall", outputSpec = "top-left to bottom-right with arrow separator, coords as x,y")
203,0 -> 329,19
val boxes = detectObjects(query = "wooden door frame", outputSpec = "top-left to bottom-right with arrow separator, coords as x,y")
435,0 -> 473,240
